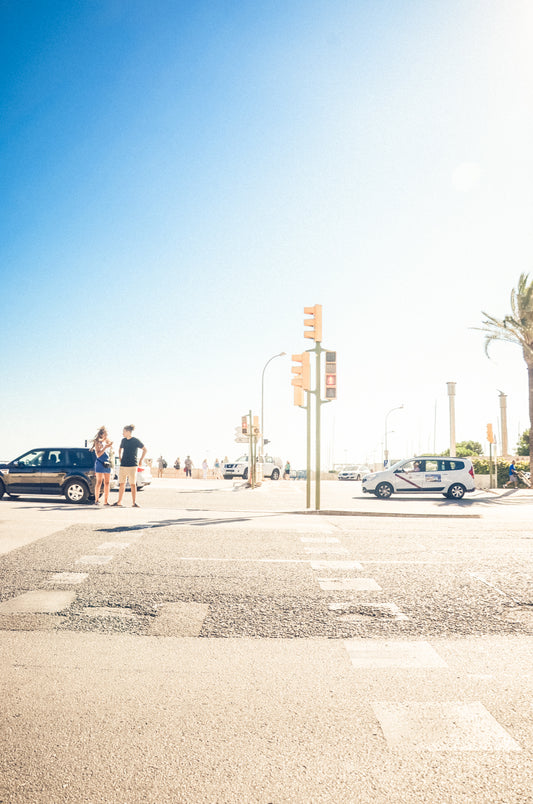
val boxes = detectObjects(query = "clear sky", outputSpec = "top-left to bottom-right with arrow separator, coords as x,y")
1,0 -> 532,467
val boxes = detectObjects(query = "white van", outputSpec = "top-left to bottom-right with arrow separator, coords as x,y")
362,457 -> 475,499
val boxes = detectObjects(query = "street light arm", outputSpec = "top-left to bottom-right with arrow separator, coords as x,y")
260,351 -> 287,455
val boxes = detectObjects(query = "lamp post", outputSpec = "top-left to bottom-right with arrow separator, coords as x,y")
261,352 -> 286,456
384,405 -> 403,467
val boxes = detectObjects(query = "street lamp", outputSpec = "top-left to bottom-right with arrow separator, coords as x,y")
261,352 -> 286,455
384,405 -> 403,467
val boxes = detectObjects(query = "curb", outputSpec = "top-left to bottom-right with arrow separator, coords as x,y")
291,509 -> 481,520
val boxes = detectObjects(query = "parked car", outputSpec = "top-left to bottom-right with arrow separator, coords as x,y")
0,447 -> 97,503
338,465 -> 370,481
362,457 -> 475,500
223,455 -> 283,480
111,457 -> 152,491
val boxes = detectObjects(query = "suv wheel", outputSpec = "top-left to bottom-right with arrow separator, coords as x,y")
375,482 -> 393,499
0,480 -> 5,499
64,479 -> 89,504
242,468 -> 248,480
270,468 -> 280,480
447,483 -> 465,500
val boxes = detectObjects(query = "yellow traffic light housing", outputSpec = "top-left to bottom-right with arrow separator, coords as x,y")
291,352 -> 310,406
304,304 -> 322,342
487,423 -> 495,444
291,352 -> 310,390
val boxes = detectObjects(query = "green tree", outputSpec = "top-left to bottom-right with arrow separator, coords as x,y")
476,274 -> 533,470
517,428 -> 530,457
440,440 -> 483,458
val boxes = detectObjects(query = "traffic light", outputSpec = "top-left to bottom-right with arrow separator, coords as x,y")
291,353 -> 310,389
242,415 -> 248,435
304,304 -> 322,342
325,351 -> 337,399
487,423 -> 495,444
291,352 -> 310,406
253,416 -> 260,436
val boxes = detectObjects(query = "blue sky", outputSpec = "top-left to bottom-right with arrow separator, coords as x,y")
1,0 -> 533,466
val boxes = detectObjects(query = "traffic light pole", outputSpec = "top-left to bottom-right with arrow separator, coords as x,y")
315,343 -> 321,510
306,391 -> 311,508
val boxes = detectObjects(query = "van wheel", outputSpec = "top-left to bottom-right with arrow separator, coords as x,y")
447,483 -> 465,500
64,480 -> 89,504
271,468 -> 280,480
375,482 -> 393,499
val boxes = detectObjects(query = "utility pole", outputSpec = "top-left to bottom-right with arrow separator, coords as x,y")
498,391 -> 509,459
447,382 -> 456,457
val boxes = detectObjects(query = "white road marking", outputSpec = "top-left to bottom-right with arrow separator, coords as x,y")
149,602 -> 209,637
330,602 -> 408,621
82,607 -> 135,618
46,572 -> 89,585
300,537 -> 340,543
372,701 -> 522,751
319,578 -> 381,592
344,640 -> 447,668
75,555 -> 114,565
0,590 -> 76,614
310,561 -> 363,571
304,546 -> 349,555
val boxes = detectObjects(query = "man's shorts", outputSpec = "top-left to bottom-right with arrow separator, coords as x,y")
119,466 -> 138,486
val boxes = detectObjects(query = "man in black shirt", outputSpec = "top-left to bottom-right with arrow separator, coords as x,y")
114,425 -> 147,507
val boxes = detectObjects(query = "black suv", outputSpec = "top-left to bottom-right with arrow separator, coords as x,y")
0,447 -> 97,504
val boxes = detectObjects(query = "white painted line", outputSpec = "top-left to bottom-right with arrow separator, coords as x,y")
46,572 -> 89,585
468,572 -> 519,603
330,602 -> 408,621
310,561 -> 363,571
300,537 -> 340,544
304,546 -> 349,555
344,640 -> 447,668
372,701 -> 522,751
0,590 -> 76,614
149,602 -> 209,637
82,607 -> 135,618
319,578 -> 381,592
75,555 -> 114,565
97,542 -> 131,550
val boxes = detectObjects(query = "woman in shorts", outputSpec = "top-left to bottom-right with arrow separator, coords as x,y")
91,426 -> 113,505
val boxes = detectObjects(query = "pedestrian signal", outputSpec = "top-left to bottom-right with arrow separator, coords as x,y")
486,423 -> 495,444
325,351 -> 337,399
241,416 -> 249,435
304,304 -> 323,342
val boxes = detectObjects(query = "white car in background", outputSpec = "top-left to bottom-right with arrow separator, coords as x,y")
362,456 -> 475,500
111,459 -> 152,491
338,465 -> 370,481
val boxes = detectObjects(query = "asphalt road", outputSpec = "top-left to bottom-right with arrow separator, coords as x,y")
0,481 -> 532,803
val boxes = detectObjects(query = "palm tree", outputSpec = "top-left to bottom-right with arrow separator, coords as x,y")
477,273 -> 533,469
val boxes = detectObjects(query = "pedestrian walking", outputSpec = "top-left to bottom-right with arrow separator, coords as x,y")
504,458 -> 519,488
114,425 -> 147,507
156,455 -> 165,478
90,425 -> 113,505
202,458 -> 209,480
174,457 -> 181,473
283,460 -> 291,480
214,458 -> 223,479
184,455 -> 193,478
